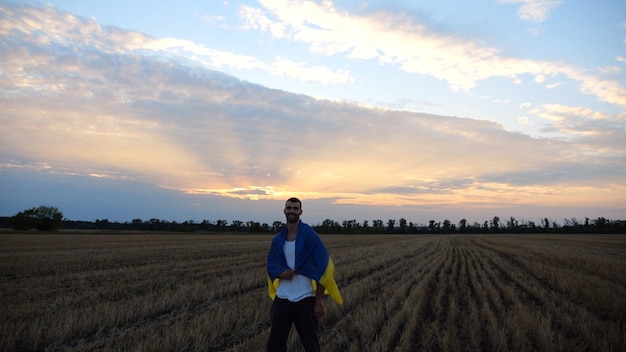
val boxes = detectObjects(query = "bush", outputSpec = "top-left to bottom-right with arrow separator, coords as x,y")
10,205 -> 64,231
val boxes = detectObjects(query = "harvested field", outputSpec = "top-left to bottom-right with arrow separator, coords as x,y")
1,232 -> 625,351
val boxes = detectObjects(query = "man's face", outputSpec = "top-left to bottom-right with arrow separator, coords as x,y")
284,201 -> 302,224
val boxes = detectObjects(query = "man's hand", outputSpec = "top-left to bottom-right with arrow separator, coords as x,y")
314,298 -> 325,318
314,281 -> 325,318
278,269 -> 295,280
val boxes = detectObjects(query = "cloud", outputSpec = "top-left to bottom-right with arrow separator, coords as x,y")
1,3 -> 624,213
201,14 -> 226,24
0,3 -> 352,87
269,57 -> 354,84
498,0 -> 563,23
531,104 -> 626,159
517,116 -> 530,125
145,37 -> 356,84
546,82 -> 566,89
237,0 -> 626,108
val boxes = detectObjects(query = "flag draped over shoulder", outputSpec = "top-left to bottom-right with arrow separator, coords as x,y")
267,222 -> 343,304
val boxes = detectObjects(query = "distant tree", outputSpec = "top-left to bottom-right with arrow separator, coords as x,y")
372,219 -> 384,233
386,219 -> 396,233
272,221 -> 284,232
230,220 -> 244,231
148,218 -> 162,230
507,217 -> 517,229
315,219 -> 333,233
442,219 -> 451,232
459,219 -> 467,232
216,219 -> 228,230
10,205 -> 63,231
95,218 -> 110,230
249,221 -> 264,233
199,220 -> 211,231
342,219 -> 359,233
491,216 -> 500,230
593,217 -> 608,228
180,220 -> 195,232
129,218 -> 144,230
398,218 -> 407,233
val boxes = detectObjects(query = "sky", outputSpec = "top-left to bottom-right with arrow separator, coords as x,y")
1,0 -> 625,226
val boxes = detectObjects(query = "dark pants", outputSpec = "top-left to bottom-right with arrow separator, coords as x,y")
267,297 -> 320,352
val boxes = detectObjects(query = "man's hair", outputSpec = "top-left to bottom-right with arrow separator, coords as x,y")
285,197 -> 301,208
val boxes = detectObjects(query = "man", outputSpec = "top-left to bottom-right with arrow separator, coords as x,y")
266,197 -> 342,352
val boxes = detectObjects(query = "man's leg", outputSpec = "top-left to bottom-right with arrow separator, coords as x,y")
292,297 -> 320,352
267,298 -> 293,352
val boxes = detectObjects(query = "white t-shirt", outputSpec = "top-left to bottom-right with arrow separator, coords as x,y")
276,240 -> 315,302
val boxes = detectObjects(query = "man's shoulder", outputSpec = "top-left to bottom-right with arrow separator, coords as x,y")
298,221 -> 315,233
298,221 -> 315,230
272,227 -> 287,242
298,222 -> 323,242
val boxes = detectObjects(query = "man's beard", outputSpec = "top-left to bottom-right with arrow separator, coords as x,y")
285,214 -> 299,224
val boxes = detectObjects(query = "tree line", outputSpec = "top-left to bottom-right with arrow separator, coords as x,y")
2,205 -> 625,234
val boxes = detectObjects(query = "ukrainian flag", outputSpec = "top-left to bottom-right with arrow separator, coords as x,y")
267,222 -> 343,304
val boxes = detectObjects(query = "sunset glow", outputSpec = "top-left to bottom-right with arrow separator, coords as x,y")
1,1 -> 624,224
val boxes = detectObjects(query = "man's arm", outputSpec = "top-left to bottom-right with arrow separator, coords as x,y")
314,282 -> 325,318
